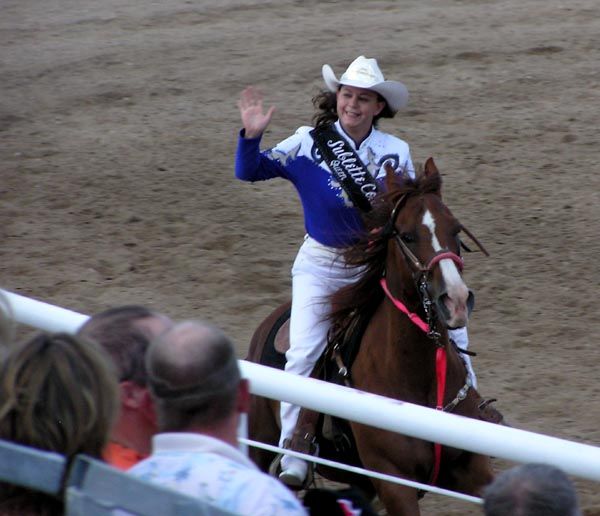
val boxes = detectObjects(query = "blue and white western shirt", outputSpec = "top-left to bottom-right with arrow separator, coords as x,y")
235,120 -> 414,248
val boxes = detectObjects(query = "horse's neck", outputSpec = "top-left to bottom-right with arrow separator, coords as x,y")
382,299 -> 444,350
359,300 -> 442,387
354,288 -> 470,408
383,264 -> 423,313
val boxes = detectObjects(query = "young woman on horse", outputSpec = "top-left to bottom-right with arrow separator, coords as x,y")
235,55 -> 476,487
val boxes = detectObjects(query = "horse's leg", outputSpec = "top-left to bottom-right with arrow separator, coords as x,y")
439,387 -> 495,494
370,477 -> 420,516
245,305 -> 289,472
440,452 -> 494,496
353,425 -> 429,516
248,396 -> 280,472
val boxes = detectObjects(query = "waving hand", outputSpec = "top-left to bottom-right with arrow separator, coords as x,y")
238,86 -> 276,139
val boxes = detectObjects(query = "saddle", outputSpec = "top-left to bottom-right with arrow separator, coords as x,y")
260,306 -> 378,483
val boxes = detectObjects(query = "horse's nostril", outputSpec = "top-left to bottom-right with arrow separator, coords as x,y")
437,294 -> 451,321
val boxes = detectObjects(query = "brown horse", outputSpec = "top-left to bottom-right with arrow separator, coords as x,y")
246,159 -> 496,515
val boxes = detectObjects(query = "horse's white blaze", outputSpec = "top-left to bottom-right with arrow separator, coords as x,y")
422,210 -> 469,324
422,210 -> 461,284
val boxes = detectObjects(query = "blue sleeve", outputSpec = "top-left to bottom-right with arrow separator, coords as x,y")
234,129 -> 286,182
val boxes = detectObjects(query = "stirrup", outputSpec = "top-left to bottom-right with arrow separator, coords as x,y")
268,439 -> 315,491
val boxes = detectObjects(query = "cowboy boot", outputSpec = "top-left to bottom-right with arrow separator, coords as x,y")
278,407 -> 320,489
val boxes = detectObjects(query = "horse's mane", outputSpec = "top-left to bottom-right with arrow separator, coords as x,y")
328,167 -> 442,333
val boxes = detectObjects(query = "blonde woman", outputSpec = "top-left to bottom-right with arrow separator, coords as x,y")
0,332 -> 119,515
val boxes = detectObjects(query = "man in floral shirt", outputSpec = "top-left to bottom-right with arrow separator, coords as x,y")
128,320 -> 307,516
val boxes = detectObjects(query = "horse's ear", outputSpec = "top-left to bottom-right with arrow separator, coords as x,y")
424,157 -> 439,176
384,162 -> 412,191
384,162 -> 396,191
423,157 -> 442,197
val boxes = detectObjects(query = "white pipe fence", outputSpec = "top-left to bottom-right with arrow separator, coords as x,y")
240,437 -> 484,504
2,288 -> 600,484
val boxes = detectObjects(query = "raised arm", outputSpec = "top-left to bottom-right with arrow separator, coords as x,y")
238,86 -> 276,139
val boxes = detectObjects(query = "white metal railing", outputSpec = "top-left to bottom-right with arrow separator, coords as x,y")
240,438 -> 483,504
2,288 -> 600,493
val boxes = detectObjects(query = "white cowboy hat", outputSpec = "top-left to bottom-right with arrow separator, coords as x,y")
322,55 -> 409,112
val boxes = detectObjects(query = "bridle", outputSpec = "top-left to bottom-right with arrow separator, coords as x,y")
381,193 -> 488,336
385,191 -> 488,273
394,233 -> 464,275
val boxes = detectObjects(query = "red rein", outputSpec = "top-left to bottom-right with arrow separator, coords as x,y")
379,276 -> 447,486
379,278 -> 429,333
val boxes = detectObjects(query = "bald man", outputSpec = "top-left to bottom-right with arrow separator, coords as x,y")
128,321 -> 307,516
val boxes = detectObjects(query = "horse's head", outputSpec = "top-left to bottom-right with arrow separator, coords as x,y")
381,158 -> 487,329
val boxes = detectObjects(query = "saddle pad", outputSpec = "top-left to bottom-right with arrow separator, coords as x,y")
259,306 -> 291,371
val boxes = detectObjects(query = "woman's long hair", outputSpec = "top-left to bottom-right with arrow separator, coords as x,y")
0,333 -> 119,515
0,333 -> 119,458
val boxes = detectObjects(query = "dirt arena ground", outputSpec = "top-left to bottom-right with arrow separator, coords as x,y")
2,0 -> 599,513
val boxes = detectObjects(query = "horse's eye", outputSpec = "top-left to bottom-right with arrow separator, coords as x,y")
400,232 -> 416,244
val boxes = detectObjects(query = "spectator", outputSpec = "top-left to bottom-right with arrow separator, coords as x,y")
128,320 -> 308,516
483,463 -> 581,516
77,305 -> 173,470
0,332 -> 119,515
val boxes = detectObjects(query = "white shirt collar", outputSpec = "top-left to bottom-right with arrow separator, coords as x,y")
334,120 -> 375,150
151,433 -> 258,470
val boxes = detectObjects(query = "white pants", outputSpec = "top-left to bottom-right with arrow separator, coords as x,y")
447,326 -> 477,390
278,237 -> 477,449
279,236 -> 360,448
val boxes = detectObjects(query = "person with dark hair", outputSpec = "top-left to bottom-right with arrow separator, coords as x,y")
235,55 -> 477,486
483,463 -> 581,516
128,320 -> 307,515
0,332 -> 119,515
77,305 -> 173,470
